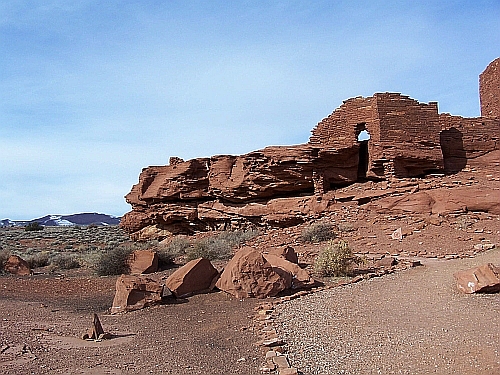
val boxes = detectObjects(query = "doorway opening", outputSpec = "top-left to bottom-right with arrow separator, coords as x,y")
356,123 -> 370,180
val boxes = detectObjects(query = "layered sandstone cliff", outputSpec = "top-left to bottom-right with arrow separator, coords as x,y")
121,59 -> 500,240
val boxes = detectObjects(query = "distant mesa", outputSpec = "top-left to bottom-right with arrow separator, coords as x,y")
0,213 -> 121,228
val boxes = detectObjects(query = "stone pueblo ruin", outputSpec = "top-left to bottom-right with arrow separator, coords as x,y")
121,58 -> 499,240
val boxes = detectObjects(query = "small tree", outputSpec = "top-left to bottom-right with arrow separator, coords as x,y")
314,240 -> 362,277
25,222 -> 44,231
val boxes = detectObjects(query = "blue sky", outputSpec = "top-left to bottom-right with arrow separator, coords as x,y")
1,1 -> 499,220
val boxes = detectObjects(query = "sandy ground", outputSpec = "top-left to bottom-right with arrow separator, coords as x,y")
1,150 -> 498,374
274,248 -> 500,375
0,275 -> 262,375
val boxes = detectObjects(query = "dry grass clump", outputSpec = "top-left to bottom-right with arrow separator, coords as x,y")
300,223 -> 336,243
51,254 -> 81,270
157,237 -> 191,267
0,249 -> 11,273
186,229 -> 259,261
314,240 -> 363,277
94,244 -> 134,276
336,222 -> 356,233
186,237 -> 231,261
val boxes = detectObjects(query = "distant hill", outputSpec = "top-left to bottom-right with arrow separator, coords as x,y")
0,213 -> 121,227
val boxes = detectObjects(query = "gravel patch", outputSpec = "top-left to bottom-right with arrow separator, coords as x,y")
274,249 -> 500,375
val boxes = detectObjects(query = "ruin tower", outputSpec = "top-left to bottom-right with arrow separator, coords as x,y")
480,57 -> 500,118
309,93 -> 443,180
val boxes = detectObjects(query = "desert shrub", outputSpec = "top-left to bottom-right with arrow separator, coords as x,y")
51,254 -> 80,270
157,237 -> 190,266
336,222 -> 356,233
217,228 -> 259,246
186,229 -> 259,262
300,223 -> 336,243
314,240 -> 363,277
25,222 -> 44,231
26,251 -> 51,268
0,249 -> 11,272
186,236 -> 232,261
455,216 -> 473,230
94,245 -> 133,276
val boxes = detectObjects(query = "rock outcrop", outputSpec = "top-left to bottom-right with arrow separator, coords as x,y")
121,58 -> 500,240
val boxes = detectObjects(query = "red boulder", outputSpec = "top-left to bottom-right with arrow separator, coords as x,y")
216,248 -> 287,299
127,250 -> 158,274
4,255 -> 31,276
454,263 -> 500,294
165,258 -> 219,298
111,275 -> 163,314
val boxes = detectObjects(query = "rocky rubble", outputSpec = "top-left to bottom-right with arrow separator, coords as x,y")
110,246 -> 320,313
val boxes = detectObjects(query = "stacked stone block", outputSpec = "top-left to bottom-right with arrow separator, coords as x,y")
310,92 -> 443,178
309,96 -> 379,149
440,114 -> 500,159
480,57 -> 500,119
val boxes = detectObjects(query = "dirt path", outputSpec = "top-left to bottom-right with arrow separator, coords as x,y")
274,248 -> 500,375
0,278 -> 262,375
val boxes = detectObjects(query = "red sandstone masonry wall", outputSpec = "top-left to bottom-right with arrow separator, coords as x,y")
440,114 -> 500,158
374,93 -> 442,162
480,58 -> 500,118
309,96 -> 380,149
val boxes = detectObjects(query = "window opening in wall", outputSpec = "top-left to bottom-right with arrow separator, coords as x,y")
357,129 -> 371,141
355,123 -> 370,180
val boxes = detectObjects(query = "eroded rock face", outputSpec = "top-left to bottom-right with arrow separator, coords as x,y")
121,65 -> 500,240
165,258 -> 219,298
216,247 -> 288,299
454,263 -> 500,294
4,255 -> 31,276
120,144 -> 360,238
111,275 -> 163,314
374,186 -> 500,216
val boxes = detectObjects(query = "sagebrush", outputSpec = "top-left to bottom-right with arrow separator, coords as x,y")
51,254 -> 81,270
94,244 -> 134,276
300,223 -> 336,243
314,240 -> 362,277
186,229 -> 259,261
26,251 -> 51,268
157,237 -> 191,266
0,249 -> 11,273
24,222 -> 44,231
